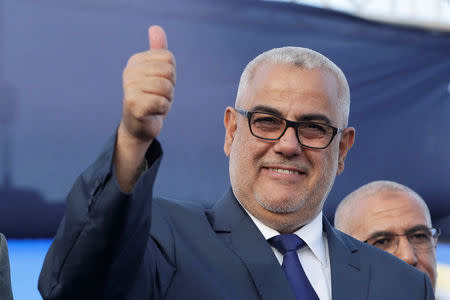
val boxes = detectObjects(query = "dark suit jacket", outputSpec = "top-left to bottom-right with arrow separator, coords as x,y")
39,137 -> 434,300
0,233 -> 13,300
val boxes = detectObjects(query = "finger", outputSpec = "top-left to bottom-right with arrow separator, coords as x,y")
126,93 -> 172,119
140,77 -> 174,100
123,62 -> 175,85
140,94 -> 172,116
148,25 -> 167,50
124,77 -> 174,101
127,50 -> 175,67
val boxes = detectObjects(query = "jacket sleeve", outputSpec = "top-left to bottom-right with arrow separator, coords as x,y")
38,134 -> 165,300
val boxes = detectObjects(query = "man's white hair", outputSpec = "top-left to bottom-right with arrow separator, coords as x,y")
236,47 -> 350,126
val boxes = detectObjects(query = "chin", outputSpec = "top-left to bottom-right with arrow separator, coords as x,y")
255,193 -> 305,214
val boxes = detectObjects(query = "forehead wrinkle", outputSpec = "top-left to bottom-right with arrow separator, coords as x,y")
363,197 -> 430,234
248,63 -> 332,94
251,92 -> 335,121
256,79 -> 336,101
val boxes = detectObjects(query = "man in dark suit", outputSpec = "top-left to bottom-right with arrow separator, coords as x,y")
38,26 -> 434,299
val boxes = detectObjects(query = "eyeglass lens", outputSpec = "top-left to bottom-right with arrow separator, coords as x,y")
249,112 -> 334,148
367,228 -> 438,252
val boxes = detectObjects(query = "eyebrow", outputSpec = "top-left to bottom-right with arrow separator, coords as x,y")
405,225 -> 430,235
365,225 -> 430,240
365,231 -> 396,241
250,105 -> 332,124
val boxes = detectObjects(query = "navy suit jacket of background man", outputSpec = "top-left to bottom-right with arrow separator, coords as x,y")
38,137 -> 434,300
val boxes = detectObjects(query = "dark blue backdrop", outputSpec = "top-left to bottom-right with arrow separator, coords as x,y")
1,0 -> 449,238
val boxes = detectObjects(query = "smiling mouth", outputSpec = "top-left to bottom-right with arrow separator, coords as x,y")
266,167 -> 305,175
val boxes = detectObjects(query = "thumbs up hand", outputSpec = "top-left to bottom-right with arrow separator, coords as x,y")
115,26 -> 176,192
120,25 -> 175,143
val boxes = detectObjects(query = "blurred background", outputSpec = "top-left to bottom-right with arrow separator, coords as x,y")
0,0 -> 449,298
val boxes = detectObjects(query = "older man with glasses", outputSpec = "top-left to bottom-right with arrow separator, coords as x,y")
39,26 -> 435,300
335,180 -> 439,291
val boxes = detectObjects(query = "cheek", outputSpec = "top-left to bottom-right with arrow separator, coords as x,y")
232,131 -> 265,163
417,251 -> 437,288
324,145 -> 340,174
229,134 -> 255,180
308,148 -> 338,181
418,251 -> 437,272
229,135 -> 273,191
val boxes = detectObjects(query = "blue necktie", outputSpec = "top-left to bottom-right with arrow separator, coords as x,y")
269,234 -> 319,300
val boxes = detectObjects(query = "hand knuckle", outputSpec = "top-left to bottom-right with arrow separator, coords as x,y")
122,67 -> 133,79
123,79 -> 139,90
167,52 -> 175,64
127,53 -> 139,65
161,78 -> 171,93
166,66 -> 176,83
124,100 -> 137,118
136,107 -> 148,120
157,99 -> 169,114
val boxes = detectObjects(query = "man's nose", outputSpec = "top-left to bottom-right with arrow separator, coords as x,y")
395,237 -> 418,267
273,127 -> 302,157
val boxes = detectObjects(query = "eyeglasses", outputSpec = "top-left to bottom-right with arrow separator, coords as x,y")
235,108 -> 345,149
364,227 -> 440,254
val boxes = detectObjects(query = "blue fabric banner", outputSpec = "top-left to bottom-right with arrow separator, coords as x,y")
0,0 -> 449,238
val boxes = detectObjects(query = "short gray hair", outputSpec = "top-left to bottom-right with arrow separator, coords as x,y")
236,47 -> 350,126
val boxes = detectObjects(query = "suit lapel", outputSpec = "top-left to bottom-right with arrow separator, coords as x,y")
208,191 -> 371,300
324,218 -> 370,300
208,189 -> 295,300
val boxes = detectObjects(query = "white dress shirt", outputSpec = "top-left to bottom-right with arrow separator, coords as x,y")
246,210 -> 332,300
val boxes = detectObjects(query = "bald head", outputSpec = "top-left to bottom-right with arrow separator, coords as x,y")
335,180 -> 431,235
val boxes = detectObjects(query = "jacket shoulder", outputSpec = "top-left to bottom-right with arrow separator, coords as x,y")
332,229 -> 434,299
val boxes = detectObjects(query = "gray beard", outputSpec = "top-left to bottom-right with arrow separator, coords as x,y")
254,176 -> 335,215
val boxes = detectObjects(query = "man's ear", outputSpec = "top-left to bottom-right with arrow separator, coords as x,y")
224,107 -> 237,157
337,127 -> 355,175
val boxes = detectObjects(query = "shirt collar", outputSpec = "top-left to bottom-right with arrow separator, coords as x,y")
245,208 -> 327,266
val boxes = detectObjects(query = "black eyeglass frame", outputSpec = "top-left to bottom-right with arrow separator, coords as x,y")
363,227 -> 441,252
235,107 -> 345,150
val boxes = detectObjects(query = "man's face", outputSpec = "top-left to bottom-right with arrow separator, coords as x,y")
348,191 -> 437,289
224,63 -> 355,233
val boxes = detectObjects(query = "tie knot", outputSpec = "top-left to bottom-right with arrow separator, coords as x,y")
268,234 -> 305,255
